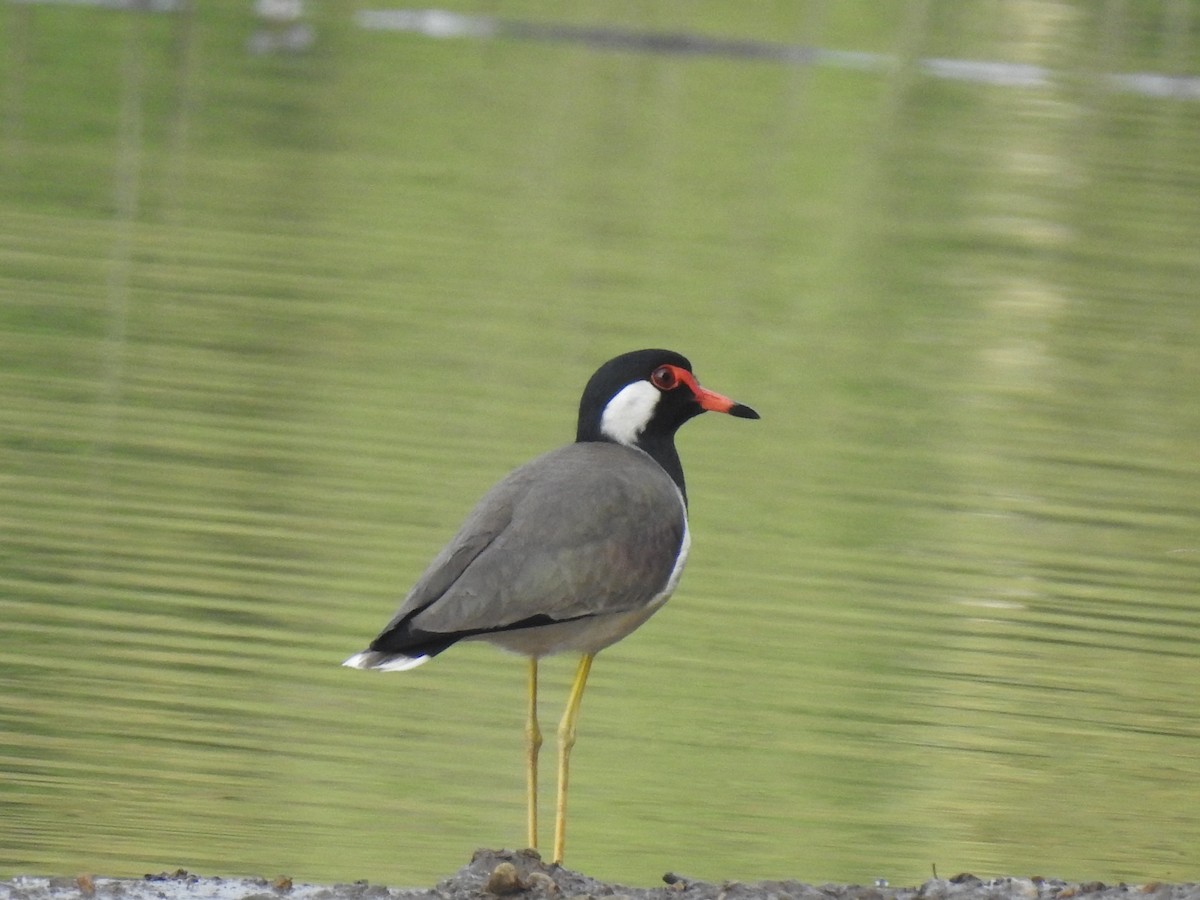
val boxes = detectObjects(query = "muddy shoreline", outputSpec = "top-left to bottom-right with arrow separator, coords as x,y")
3,849 -> 1197,900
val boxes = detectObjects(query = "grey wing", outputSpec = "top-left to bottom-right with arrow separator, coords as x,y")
389,443 -> 686,643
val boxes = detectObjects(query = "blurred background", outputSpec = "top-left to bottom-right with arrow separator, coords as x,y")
2,0 -> 1199,889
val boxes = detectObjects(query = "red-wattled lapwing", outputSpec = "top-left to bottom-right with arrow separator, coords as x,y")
343,348 -> 758,864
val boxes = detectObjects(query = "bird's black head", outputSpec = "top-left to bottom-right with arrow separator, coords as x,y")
575,349 -> 759,499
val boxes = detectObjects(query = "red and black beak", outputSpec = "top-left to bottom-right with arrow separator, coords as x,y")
664,365 -> 759,419
695,386 -> 759,419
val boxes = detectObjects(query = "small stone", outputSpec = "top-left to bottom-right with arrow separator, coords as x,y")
1007,877 -> 1039,898
526,872 -> 558,894
487,862 -> 525,896
273,875 -> 293,892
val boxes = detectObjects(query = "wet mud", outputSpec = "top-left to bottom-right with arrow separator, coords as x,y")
3,849 -> 1197,900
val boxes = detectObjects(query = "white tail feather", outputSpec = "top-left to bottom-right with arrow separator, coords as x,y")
342,650 -> 430,671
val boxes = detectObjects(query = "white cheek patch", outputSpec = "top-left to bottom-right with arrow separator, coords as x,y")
599,380 -> 661,446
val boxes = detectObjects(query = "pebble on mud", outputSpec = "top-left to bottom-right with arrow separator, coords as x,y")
487,862 -> 526,896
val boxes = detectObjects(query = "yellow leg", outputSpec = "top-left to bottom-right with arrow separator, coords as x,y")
526,657 -> 542,852
553,653 -> 594,865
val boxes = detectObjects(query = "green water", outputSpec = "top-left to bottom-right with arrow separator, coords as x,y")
2,1 -> 1199,888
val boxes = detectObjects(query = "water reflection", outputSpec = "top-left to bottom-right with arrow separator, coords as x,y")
357,8 -> 1200,99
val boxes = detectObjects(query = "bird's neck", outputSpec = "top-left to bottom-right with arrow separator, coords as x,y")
632,434 -> 689,507
576,416 -> 689,506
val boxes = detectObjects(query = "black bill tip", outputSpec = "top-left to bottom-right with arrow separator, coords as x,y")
728,403 -> 760,420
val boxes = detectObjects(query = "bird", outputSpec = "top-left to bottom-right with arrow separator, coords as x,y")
343,348 -> 759,864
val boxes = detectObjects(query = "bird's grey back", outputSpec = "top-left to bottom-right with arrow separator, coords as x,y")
388,442 -> 688,637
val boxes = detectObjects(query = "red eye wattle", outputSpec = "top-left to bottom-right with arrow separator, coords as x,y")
650,366 -> 679,390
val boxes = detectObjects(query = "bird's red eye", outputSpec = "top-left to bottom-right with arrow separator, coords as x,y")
650,366 -> 679,390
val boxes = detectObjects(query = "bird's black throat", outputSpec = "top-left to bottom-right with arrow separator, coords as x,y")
628,430 -> 689,506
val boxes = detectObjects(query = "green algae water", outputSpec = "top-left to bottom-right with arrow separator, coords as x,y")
2,1 -> 1199,889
